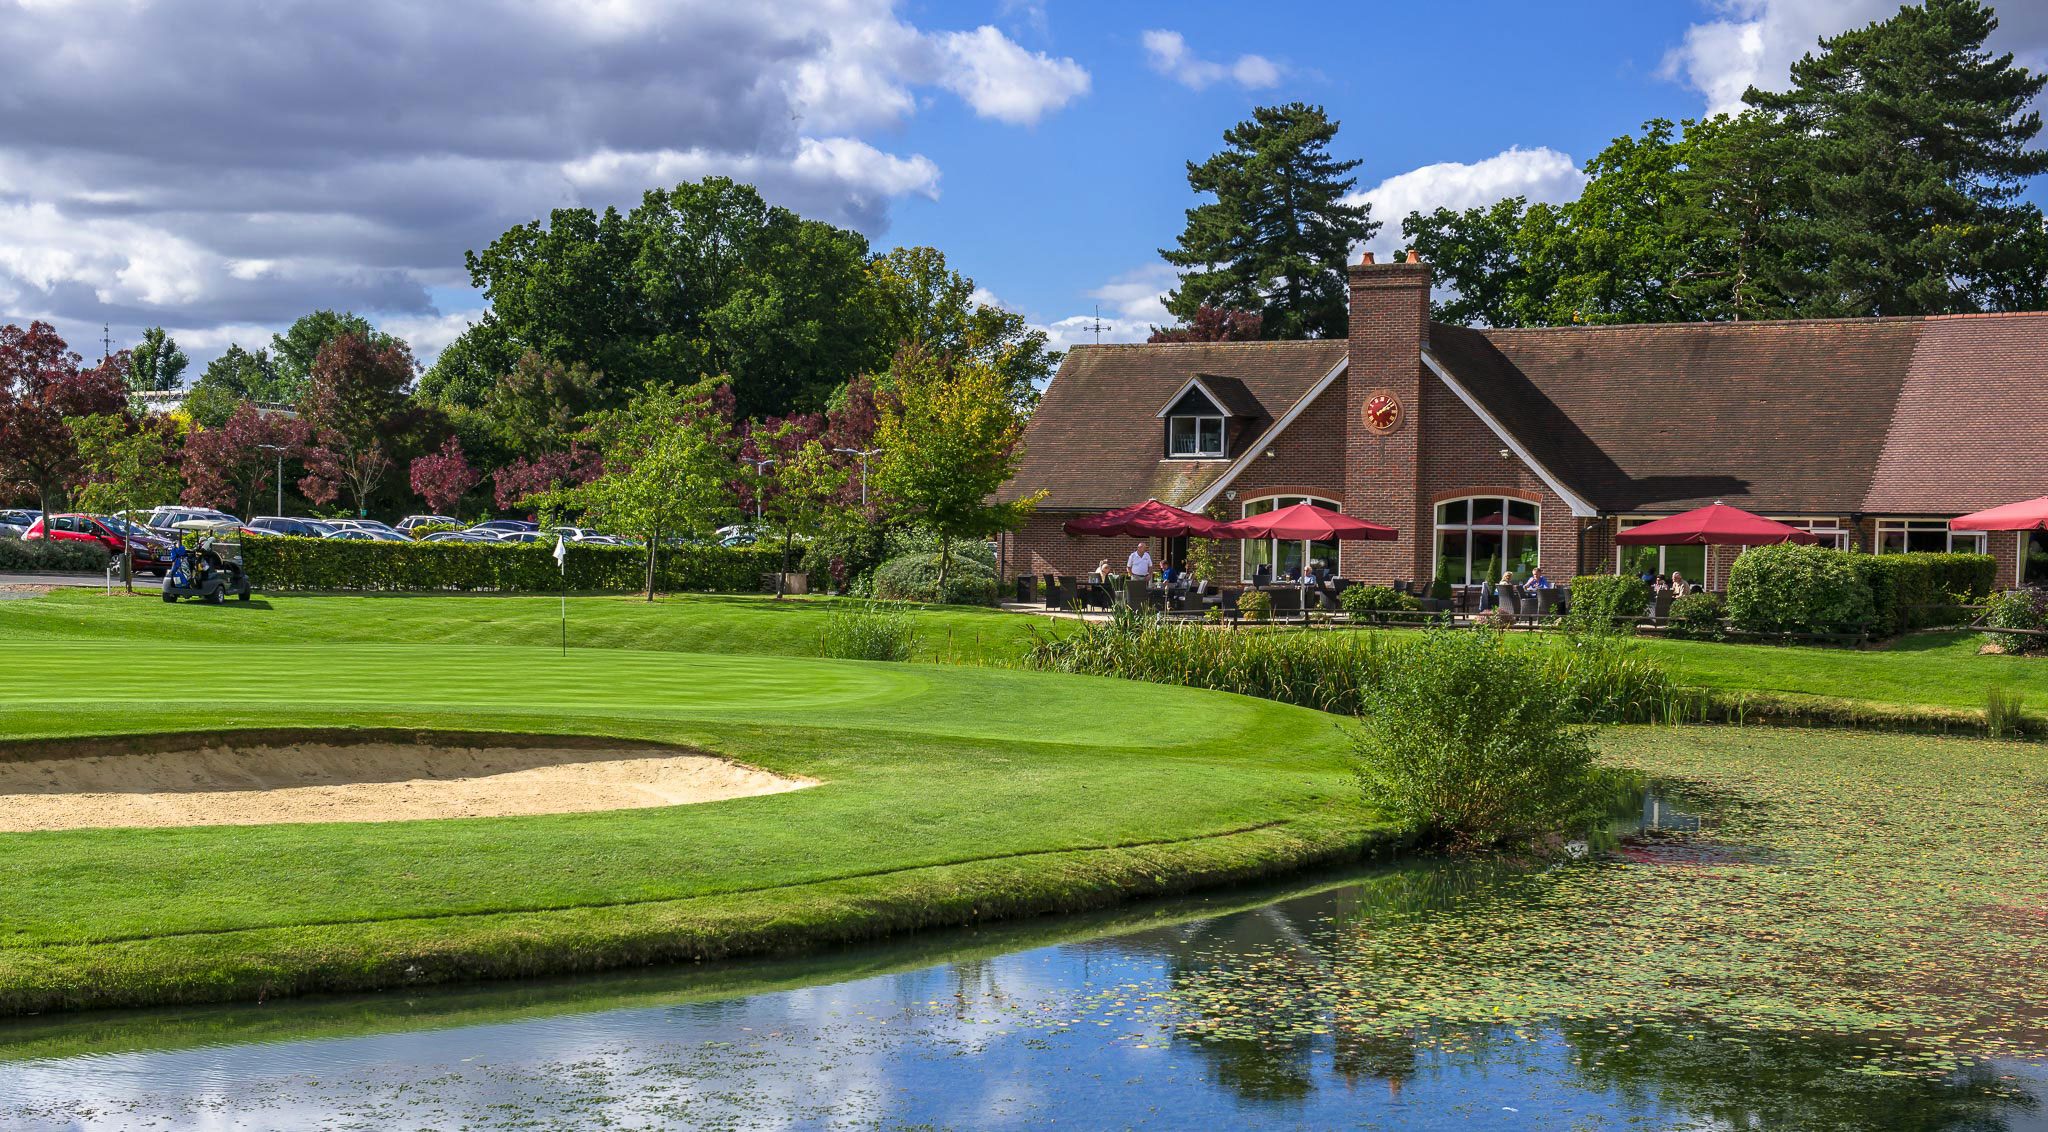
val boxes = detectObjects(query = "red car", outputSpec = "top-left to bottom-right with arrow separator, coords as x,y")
24,514 -> 175,576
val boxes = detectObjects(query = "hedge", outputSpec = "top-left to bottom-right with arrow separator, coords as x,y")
870,552 -> 998,606
1853,552 -> 1996,636
1726,543 -> 1874,636
241,535 -> 782,593
0,537 -> 111,573
1559,574 -> 1650,631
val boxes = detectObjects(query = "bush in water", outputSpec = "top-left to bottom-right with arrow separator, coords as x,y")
1352,628 -> 1604,849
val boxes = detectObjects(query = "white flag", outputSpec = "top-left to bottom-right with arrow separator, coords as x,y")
552,535 -> 567,573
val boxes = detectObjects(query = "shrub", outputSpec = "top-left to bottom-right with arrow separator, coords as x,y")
883,527 -> 997,574
404,523 -> 466,540
1559,574 -> 1649,633
1981,588 -> 2048,655
1986,685 -> 2025,739
0,537 -> 111,572
1340,584 -> 1421,619
1236,590 -> 1273,622
801,522 -> 891,594
1856,552 -> 1997,637
819,600 -> 921,661
1666,592 -> 1725,640
1429,575 -> 1453,602
1726,543 -> 1874,636
870,552 -> 997,606
241,536 -> 778,593
1352,629 -> 1605,848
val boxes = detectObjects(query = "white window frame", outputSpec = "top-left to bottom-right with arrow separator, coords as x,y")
1767,516 -> 1852,551
1167,414 -> 1226,459
1875,518 -> 1986,555
1239,495 -> 1341,583
1436,496 -> 1541,588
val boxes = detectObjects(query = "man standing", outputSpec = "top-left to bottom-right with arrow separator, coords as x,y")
1126,540 -> 1154,580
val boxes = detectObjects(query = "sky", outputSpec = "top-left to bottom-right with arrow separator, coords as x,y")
2,0 -> 2046,374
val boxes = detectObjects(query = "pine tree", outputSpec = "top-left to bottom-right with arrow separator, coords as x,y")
1746,0 -> 2048,315
127,327 -> 188,392
1162,103 -> 1379,339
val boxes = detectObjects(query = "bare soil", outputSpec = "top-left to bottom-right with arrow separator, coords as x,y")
0,740 -> 813,830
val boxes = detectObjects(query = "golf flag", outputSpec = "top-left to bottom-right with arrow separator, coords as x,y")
552,534 -> 567,573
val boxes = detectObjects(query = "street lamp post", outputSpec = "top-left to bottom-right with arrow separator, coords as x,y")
255,444 -> 287,516
833,447 -> 881,509
742,456 -> 777,523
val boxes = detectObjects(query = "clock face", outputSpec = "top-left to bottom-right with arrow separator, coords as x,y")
1363,390 -> 1401,433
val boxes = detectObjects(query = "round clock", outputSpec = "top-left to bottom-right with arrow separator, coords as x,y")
1363,389 -> 1402,434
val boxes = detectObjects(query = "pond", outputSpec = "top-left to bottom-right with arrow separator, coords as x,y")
3,819 -> 2044,1131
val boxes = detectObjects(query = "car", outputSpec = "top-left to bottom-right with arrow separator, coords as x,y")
0,508 -> 40,527
145,505 -> 240,531
247,516 -> 339,539
418,530 -> 500,543
471,519 -> 539,533
327,518 -> 406,538
324,527 -> 409,542
395,514 -> 462,534
542,525 -> 599,542
0,522 -> 25,540
580,534 -> 631,546
24,513 -> 176,574
494,531 -> 546,543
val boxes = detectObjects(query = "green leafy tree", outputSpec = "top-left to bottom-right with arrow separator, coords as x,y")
752,429 -> 848,598
1403,198 -> 1541,326
66,412 -> 183,589
866,246 -> 1058,406
187,344 -> 288,427
126,327 -> 188,393
528,380 -> 737,601
415,314 -> 517,410
271,311 -> 399,401
1746,0 -> 2048,315
872,348 -> 1042,591
1163,102 -> 1378,339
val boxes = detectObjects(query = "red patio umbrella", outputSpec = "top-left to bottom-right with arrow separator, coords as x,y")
1211,503 -> 1398,541
1061,499 -> 1223,538
1612,502 -> 1819,546
1948,497 -> 2048,531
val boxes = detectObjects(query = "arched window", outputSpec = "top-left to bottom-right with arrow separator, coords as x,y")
1240,495 -> 1340,582
1434,496 -> 1539,587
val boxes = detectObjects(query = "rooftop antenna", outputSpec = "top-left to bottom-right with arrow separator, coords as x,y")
1079,304 -> 1110,345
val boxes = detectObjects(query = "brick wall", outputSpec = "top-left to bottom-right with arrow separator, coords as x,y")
1345,257 -> 1430,581
1002,515 -> 1132,579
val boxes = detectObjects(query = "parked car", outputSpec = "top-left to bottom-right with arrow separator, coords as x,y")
396,514 -> 462,534
326,518 -> 405,538
542,526 -> 601,542
324,527 -> 410,542
0,508 -> 40,527
494,531 -> 547,543
418,530 -> 499,543
145,505 -> 240,531
0,523 -> 23,540
471,519 -> 538,534
247,516 -> 339,539
25,513 -> 176,574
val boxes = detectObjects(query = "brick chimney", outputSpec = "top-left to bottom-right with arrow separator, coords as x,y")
1344,250 -> 1432,583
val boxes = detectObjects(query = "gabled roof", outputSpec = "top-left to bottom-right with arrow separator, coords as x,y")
1862,313 -> 2048,513
1003,340 -> 1347,509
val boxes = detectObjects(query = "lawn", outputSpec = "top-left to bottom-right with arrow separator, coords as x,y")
0,617 -> 1390,1014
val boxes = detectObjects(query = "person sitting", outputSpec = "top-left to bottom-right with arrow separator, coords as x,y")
1090,558 -> 1113,583
1253,562 -> 1272,586
1668,570 -> 1691,596
1529,568 -> 1553,590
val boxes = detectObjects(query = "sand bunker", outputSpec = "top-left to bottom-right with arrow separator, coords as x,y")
0,737 -> 813,830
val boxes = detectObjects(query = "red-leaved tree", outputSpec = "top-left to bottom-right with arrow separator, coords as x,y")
298,332 -> 421,516
409,435 -> 480,517
1146,305 -> 1264,343
181,402 -> 314,519
0,323 -> 128,513
494,445 -> 602,512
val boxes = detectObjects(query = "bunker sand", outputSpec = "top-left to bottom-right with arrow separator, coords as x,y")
0,740 -> 813,830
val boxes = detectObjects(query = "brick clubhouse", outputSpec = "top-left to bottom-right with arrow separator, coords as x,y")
998,253 -> 2048,592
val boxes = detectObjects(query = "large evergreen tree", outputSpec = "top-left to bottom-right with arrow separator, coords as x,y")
126,327 -> 188,392
1163,103 -> 1378,339
1746,0 -> 2048,315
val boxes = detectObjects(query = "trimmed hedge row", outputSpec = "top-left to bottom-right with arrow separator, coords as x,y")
1854,551 -> 1995,636
1727,545 -> 1995,638
242,535 -> 782,593
0,537 -> 110,573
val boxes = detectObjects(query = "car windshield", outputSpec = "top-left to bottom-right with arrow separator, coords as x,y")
99,517 -> 152,537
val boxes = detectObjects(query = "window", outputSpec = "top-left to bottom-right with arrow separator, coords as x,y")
1876,519 -> 1985,555
1167,414 -> 1225,458
1240,496 -> 1340,582
1768,517 -> 1851,550
1616,520 -> 1706,584
1436,497 -> 1540,587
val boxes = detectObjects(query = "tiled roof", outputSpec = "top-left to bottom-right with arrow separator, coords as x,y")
1003,340 -> 1346,509
1862,313 -> 2048,513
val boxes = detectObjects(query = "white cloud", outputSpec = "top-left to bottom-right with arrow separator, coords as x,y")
1037,312 -> 1153,352
933,25 -> 1090,125
1347,146 -> 1587,260
1663,0 -> 2048,116
1032,264 -> 1178,351
1141,29 -> 1282,91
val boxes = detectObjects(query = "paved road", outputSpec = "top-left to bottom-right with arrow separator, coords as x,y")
0,571 -> 163,589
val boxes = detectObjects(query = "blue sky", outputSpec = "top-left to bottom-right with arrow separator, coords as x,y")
2,0 -> 2044,369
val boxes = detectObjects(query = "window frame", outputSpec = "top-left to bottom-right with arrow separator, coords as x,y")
1165,413 -> 1227,459
1875,518 -> 1986,556
1435,496 -> 1541,588
1238,495 -> 1342,583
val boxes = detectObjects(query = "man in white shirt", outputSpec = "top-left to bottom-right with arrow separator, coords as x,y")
1126,541 -> 1154,579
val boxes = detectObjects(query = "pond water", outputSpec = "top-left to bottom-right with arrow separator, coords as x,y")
2,797 -> 2044,1131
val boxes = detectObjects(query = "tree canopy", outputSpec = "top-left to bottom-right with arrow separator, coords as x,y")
126,327 -> 188,393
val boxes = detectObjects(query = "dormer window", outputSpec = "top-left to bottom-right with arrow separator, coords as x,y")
1157,376 -> 1258,461
1169,414 -> 1225,457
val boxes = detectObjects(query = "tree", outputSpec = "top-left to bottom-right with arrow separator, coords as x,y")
1746,0 -> 2048,315
1162,103 -> 1379,339
866,246 -> 1059,405
871,347 -> 1043,590
415,316 -> 517,410
479,351 -> 606,457
1402,198 -> 1539,326
181,403 -> 314,520
297,332 -> 423,517
271,311 -> 399,401
742,419 -> 848,597
126,327 -> 188,393
67,412 -> 183,589
493,446 -> 601,513
0,323 -> 128,514
528,381 -> 737,600
1146,304 -> 1265,342
409,435 -> 481,517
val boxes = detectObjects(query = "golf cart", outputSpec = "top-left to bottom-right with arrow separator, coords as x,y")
162,520 -> 254,604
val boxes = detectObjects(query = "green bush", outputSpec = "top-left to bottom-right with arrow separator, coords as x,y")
0,537 -> 111,572
870,552 -> 997,606
1429,575 -> 1453,602
1980,588 -> 2048,655
802,522 -> 891,593
1666,592 -> 1725,640
241,535 -> 778,593
404,523 -> 466,540
1855,552 -> 1997,637
1340,584 -> 1422,618
1236,590 -> 1273,622
1726,543 -> 1874,636
883,528 -> 997,574
1559,574 -> 1649,633
1986,685 -> 2026,738
1352,629 -> 1605,848
818,600 -> 922,661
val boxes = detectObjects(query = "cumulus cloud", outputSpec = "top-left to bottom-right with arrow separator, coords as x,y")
1663,0 -> 2048,116
1347,146 -> 1588,261
0,0 -> 1087,368
1032,265 -> 1178,352
1141,30 -> 1282,91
